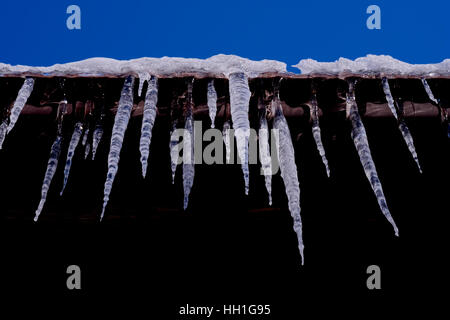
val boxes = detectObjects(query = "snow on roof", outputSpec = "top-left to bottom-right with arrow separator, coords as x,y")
0,54 -> 287,78
294,55 -> 450,77
2,54 -> 450,78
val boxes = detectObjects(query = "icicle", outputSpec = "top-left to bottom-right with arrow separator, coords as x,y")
347,79 -> 399,236
138,72 -> 151,97
310,92 -> 330,177
91,110 -> 105,160
421,78 -> 438,105
34,136 -> 63,221
272,97 -> 304,265
382,78 -> 422,173
183,80 -> 195,210
84,143 -> 91,159
80,126 -> 90,159
0,120 -> 7,150
91,124 -> 104,160
6,78 -> 35,135
207,80 -> 218,128
60,122 -> 83,195
100,76 -> 135,220
223,120 -> 231,164
258,113 -> 272,205
169,120 -> 178,184
228,72 -> 250,195
34,97 -> 67,221
139,76 -> 158,178
81,127 -> 90,146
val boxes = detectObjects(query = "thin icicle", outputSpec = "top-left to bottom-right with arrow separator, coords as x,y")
169,120 -> 178,184
81,127 -> 90,146
60,122 -> 83,195
84,143 -> 91,159
0,120 -> 7,149
347,80 -> 399,236
92,126 -> 103,160
81,126 -> 90,159
382,77 -> 422,173
139,76 -> 158,178
207,80 -> 218,128
310,92 -> 330,177
6,78 -> 35,135
272,98 -> 304,265
183,80 -> 195,210
34,135 -> 63,221
228,72 -> 250,195
34,86 -> 67,221
421,78 -> 438,104
223,120 -> 231,164
91,121 -> 104,160
258,113 -> 272,205
100,76 -> 135,220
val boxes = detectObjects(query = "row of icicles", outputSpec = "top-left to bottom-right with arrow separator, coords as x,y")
0,75 -> 444,265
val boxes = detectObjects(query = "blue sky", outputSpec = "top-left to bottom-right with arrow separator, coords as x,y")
0,0 -> 448,72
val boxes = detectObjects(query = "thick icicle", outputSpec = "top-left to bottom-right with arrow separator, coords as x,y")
169,120 -> 179,184
421,78 -> 438,105
139,76 -> 158,178
100,76 -> 135,220
60,122 -> 83,195
258,113 -> 272,205
347,80 -> 399,236
223,120 -> 231,164
228,72 -> 250,195
272,98 -> 304,265
382,78 -> 422,173
310,92 -> 330,177
207,80 -> 218,128
6,78 -> 35,135
34,136 -> 63,221
183,80 -> 195,210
